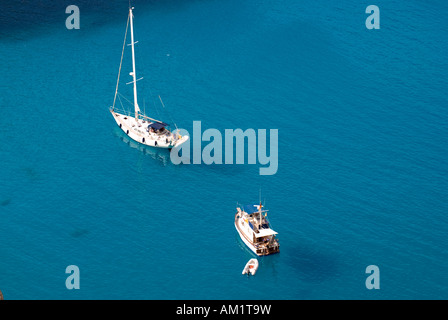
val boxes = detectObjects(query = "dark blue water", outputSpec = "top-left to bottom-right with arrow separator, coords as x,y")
1,0 -> 447,299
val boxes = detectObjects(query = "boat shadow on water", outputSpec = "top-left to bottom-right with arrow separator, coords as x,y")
113,127 -> 172,166
1,198 -> 11,206
113,128 -> 250,174
285,245 -> 340,284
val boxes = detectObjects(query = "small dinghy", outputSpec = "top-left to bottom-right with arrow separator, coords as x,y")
242,258 -> 259,275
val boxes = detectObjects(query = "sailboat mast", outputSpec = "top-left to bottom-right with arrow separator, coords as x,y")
129,7 -> 140,121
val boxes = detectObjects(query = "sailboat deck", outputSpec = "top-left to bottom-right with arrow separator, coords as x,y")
111,110 -> 187,148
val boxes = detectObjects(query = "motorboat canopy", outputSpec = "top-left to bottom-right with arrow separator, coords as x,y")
254,229 -> 278,238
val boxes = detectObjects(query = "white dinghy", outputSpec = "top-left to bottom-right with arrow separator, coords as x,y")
242,258 -> 259,275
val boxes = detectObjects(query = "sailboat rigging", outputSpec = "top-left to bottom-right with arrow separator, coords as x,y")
110,6 -> 188,149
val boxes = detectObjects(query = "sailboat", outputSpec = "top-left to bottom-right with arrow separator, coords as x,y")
109,6 -> 188,149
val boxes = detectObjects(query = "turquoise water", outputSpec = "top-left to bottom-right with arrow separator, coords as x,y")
0,0 -> 447,299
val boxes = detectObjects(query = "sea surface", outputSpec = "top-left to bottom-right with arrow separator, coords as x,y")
0,0 -> 447,299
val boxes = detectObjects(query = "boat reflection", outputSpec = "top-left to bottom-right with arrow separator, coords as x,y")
113,127 -> 171,166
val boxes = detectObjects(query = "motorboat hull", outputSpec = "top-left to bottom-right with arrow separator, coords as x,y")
234,212 -> 279,256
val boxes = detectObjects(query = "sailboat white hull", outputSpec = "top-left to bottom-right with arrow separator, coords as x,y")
111,109 -> 188,149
